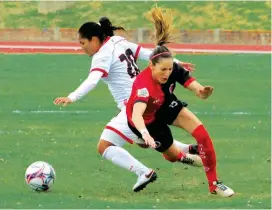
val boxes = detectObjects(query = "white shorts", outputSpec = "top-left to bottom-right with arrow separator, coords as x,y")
100,108 -> 144,147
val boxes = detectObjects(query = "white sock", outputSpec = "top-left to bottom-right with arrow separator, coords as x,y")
174,140 -> 190,153
102,146 -> 150,177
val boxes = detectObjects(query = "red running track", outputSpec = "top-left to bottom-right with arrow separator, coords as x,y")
0,41 -> 270,54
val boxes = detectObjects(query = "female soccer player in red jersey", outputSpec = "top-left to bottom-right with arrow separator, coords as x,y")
127,6 -> 234,197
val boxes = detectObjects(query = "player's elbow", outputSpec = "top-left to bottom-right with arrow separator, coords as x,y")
131,112 -> 138,124
132,110 -> 141,124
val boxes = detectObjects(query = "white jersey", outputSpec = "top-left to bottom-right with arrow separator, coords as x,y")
67,36 -> 181,109
90,36 -> 148,109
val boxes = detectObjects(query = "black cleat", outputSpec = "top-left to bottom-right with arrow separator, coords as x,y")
189,144 -> 199,155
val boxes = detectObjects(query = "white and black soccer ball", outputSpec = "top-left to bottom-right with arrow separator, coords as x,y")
25,161 -> 56,191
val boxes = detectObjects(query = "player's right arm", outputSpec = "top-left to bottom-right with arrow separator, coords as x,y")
54,71 -> 103,106
132,102 -> 149,134
131,86 -> 156,148
67,71 -> 104,102
132,102 -> 156,149
54,46 -> 113,106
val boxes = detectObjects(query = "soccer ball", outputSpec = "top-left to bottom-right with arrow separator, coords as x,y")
25,161 -> 56,191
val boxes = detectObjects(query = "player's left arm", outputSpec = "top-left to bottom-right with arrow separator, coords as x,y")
174,62 -> 213,99
127,41 -> 195,72
140,47 -> 195,72
186,81 -> 214,99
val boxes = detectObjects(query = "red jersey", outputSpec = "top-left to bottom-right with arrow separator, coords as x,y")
126,67 -> 165,125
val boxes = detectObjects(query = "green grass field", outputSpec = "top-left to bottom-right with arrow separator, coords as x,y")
0,54 -> 271,209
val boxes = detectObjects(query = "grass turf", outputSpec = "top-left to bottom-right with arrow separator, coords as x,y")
0,54 -> 270,208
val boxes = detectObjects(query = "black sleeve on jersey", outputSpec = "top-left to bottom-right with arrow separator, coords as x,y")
172,62 -> 192,86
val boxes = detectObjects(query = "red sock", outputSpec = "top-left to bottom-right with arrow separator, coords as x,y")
163,152 -> 185,162
192,125 -> 218,191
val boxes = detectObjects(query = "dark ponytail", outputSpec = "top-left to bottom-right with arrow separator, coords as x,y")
78,17 -> 125,43
99,17 -> 125,37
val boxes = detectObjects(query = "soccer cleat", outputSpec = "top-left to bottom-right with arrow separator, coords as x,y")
210,181 -> 234,197
189,144 -> 199,155
180,153 -> 203,167
133,169 -> 157,192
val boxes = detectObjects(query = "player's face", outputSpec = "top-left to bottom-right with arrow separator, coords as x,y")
151,57 -> 173,84
78,34 -> 99,56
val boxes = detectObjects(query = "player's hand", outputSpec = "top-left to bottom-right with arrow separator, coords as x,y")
199,86 -> 214,99
142,133 -> 156,149
179,62 -> 195,72
54,97 -> 72,106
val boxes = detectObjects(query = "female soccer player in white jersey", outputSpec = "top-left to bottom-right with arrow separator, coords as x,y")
54,16 -> 199,192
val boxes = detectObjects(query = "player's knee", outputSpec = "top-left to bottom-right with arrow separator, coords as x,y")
97,142 -> 104,155
97,139 -> 114,156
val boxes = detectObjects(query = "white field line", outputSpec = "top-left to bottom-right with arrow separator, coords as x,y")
11,110 -> 270,115
0,45 -> 270,54
0,45 -> 80,50
12,110 -> 92,114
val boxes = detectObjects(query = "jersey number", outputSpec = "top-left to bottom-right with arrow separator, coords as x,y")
169,101 -> 178,108
119,49 -> 140,78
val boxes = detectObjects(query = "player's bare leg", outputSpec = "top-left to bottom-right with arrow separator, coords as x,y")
162,143 -> 202,167
173,140 -> 199,154
138,140 -> 199,155
97,139 -> 157,192
172,107 -> 234,197
137,139 -> 201,167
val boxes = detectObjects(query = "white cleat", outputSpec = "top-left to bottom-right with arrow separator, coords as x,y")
211,181 -> 235,197
133,169 -> 157,192
180,153 -> 203,167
